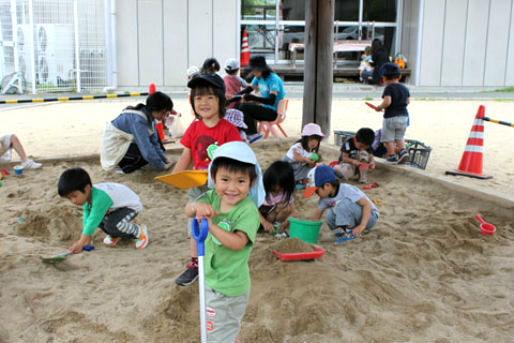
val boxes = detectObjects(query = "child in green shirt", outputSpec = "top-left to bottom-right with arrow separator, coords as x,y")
58,168 -> 148,253
184,141 -> 264,343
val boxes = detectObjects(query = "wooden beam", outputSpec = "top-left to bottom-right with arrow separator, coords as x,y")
302,0 -> 317,125
315,0 -> 333,134
302,0 -> 334,136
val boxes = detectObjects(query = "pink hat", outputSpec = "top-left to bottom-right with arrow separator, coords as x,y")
301,123 -> 325,139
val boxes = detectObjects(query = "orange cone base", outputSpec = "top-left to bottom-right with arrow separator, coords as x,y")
445,169 -> 492,180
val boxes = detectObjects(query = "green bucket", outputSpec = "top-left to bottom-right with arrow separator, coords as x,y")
288,218 -> 323,244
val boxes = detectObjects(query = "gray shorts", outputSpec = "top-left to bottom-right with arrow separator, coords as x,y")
186,184 -> 210,236
326,197 -> 379,231
205,285 -> 249,343
380,116 -> 408,142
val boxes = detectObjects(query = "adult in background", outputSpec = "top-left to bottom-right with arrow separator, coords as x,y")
100,91 -> 175,174
235,56 -> 285,141
362,38 -> 388,85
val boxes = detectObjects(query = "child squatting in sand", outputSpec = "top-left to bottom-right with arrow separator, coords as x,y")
305,165 -> 379,243
58,167 -> 148,253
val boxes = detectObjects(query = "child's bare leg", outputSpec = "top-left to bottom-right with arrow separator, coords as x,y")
190,237 -> 197,258
10,135 -> 28,161
274,205 -> 294,223
395,139 -> 406,150
384,141 -> 395,156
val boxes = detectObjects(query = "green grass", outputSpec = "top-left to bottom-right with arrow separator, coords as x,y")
484,87 -> 514,93
494,98 -> 514,102
363,96 -> 373,101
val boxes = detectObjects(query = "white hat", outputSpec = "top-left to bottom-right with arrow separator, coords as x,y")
224,58 -> 240,72
186,65 -> 200,79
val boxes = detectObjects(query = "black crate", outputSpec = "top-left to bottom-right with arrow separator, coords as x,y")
333,130 -> 432,170
404,139 -> 432,170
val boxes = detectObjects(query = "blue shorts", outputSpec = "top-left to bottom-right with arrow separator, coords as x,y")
380,116 -> 408,142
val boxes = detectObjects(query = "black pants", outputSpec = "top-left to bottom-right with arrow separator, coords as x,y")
118,141 -> 165,174
237,103 -> 277,135
99,207 -> 139,239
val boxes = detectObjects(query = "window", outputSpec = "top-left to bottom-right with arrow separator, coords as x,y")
241,0 -> 400,64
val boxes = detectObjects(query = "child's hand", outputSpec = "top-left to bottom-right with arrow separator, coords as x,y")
369,162 -> 376,169
262,220 -> 274,233
69,235 -> 92,254
352,225 -> 365,236
194,202 -> 218,218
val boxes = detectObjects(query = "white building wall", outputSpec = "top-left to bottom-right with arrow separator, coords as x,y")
462,0 -> 489,86
483,0 -> 512,86
418,0 -> 445,86
506,0 -> 514,84
116,0 -> 238,87
418,0 -> 514,87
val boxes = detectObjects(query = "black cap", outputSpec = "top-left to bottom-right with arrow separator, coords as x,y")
249,56 -> 268,71
187,72 -> 225,92
380,62 -> 401,77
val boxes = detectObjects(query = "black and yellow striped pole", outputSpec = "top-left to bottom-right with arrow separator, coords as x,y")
483,117 -> 514,128
0,92 -> 149,105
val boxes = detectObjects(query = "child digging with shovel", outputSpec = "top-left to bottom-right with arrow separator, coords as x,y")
58,167 -> 148,253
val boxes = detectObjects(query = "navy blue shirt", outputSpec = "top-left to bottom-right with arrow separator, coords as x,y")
382,83 -> 410,118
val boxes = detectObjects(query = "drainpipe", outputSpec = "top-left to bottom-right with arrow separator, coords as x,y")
103,0 -> 117,92
414,0 -> 424,86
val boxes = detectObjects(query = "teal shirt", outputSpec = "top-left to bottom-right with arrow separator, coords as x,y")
198,190 -> 260,296
82,187 -> 113,236
250,72 -> 285,111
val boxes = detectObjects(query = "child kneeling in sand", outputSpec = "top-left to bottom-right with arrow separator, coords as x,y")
58,168 -> 148,253
305,165 -> 379,243
184,141 -> 263,343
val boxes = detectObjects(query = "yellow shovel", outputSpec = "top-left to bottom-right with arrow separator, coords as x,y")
155,170 -> 208,189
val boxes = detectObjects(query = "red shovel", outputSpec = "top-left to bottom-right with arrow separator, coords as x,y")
365,102 -> 377,110
475,214 -> 496,235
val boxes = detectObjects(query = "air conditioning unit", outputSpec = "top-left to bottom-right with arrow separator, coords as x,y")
16,24 -> 36,82
35,24 -> 74,85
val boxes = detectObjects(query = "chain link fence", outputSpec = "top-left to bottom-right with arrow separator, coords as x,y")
0,0 -> 108,94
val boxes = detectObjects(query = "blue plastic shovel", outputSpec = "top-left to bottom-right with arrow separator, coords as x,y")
192,218 -> 209,343
41,245 -> 95,264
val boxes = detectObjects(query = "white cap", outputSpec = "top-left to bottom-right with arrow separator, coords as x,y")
186,65 -> 200,79
224,58 -> 240,72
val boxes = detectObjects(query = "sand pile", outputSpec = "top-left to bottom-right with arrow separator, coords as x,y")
0,141 -> 513,342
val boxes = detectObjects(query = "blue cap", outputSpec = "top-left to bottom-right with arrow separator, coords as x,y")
303,165 -> 337,198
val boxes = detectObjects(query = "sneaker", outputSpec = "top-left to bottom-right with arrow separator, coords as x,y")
103,235 -> 120,247
385,155 -> 398,164
175,264 -> 199,286
20,159 -> 42,169
397,149 -> 409,164
248,133 -> 263,144
135,224 -> 149,249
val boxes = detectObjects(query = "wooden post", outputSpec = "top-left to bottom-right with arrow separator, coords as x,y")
302,0 -> 334,136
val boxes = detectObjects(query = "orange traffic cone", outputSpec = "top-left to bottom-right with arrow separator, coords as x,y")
446,105 -> 492,179
149,83 -> 156,94
155,121 -> 165,142
240,30 -> 250,67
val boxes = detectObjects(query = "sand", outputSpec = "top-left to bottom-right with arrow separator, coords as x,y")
2,96 -> 514,342
1,136 -> 513,342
